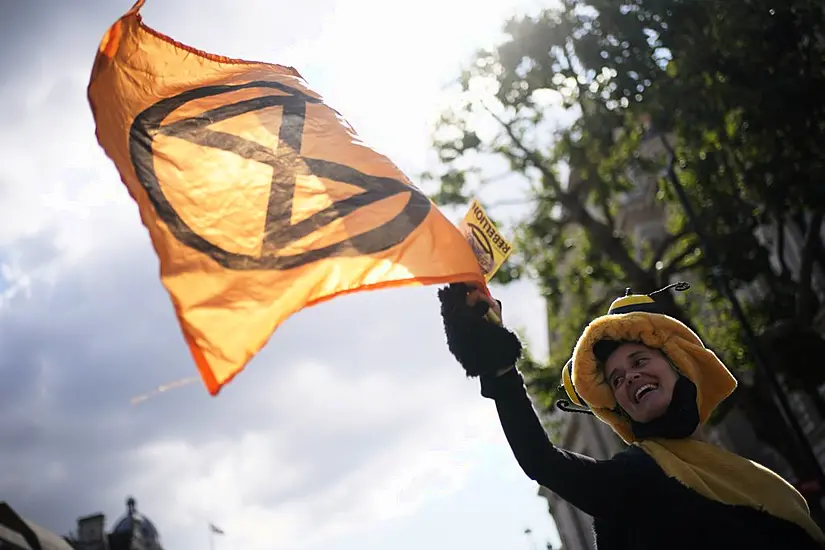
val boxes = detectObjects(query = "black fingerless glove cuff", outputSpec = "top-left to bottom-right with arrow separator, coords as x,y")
438,283 -> 523,377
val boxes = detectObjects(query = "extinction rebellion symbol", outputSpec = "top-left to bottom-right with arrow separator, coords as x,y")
128,80 -> 431,270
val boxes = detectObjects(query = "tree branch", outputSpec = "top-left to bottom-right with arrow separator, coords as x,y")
659,240 -> 701,281
662,255 -> 703,281
596,180 -> 617,231
776,217 -> 790,279
482,170 -> 521,185
796,211 -> 824,325
480,102 -> 654,299
480,101 -> 564,195
648,230 -> 690,271
486,196 -> 537,209
809,229 -> 825,288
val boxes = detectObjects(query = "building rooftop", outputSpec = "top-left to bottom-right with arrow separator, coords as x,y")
111,497 -> 160,546
0,501 -> 74,550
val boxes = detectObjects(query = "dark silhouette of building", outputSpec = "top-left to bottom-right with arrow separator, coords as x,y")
68,497 -> 163,550
0,501 -> 74,550
0,497 -> 163,550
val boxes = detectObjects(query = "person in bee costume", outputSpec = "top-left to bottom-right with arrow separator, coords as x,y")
438,281 -> 825,549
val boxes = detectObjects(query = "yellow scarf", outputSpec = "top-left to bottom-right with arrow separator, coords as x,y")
637,438 -> 825,544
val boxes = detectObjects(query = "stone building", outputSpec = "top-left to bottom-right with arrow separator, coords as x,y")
0,496 -> 163,550
67,497 -> 163,550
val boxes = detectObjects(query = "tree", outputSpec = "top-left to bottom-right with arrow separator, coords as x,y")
588,0 -> 825,412
426,0 -> 708,409
584,0 -> 825,492
425,0 -> 825,494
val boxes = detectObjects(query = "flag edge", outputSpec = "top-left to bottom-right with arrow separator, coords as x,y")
201,269 -> 485,396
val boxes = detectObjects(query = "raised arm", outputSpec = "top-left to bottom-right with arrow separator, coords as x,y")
438,283 -> 644,519
481,368 -> 645,518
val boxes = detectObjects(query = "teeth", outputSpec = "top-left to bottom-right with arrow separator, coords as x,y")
635,384 -> 657,402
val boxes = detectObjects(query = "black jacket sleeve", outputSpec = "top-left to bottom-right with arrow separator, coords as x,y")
480,368 -> 649,519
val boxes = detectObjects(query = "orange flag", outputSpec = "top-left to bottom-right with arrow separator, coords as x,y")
87,0 -> 484,395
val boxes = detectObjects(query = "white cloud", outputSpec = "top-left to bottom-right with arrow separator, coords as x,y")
96,355 -> 502,549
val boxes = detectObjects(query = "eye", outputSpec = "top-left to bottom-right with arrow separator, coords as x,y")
612,375 -> 624,388
633,357 -> 648,367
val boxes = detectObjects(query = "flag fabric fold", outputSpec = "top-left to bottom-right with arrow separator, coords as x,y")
87,0 -> 484,395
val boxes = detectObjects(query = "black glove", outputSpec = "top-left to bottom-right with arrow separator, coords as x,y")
437,282 -> 523,377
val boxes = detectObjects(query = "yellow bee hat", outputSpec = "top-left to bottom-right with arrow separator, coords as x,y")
559,283 -> 738,443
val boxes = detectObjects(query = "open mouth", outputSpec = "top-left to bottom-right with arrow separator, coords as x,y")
634,383 -> 658,404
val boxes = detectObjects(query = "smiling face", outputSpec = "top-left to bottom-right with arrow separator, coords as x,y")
603,342 -> 679,423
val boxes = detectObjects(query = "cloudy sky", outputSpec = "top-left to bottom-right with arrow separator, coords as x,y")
0,1 -> 561,549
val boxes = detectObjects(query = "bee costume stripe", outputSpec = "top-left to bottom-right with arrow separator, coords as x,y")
438,281 -> 825,549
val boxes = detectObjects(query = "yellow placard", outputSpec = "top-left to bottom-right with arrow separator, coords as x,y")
459,198 -> 514,282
